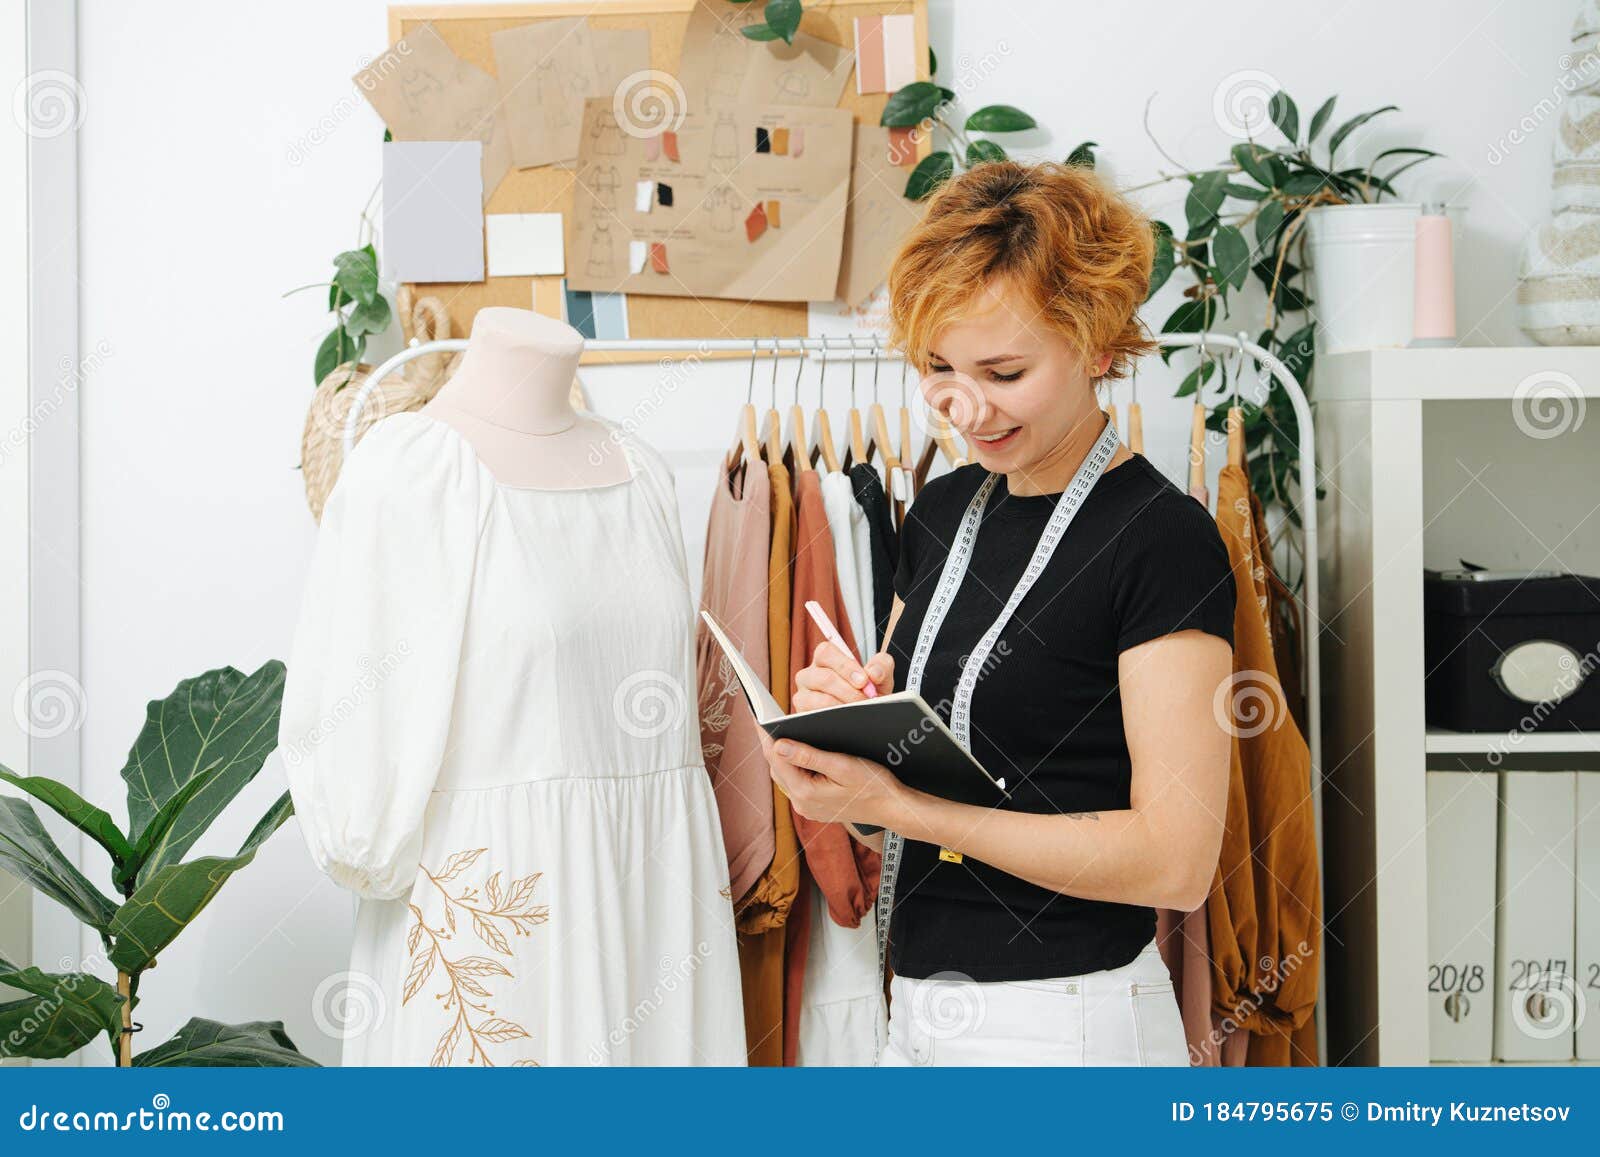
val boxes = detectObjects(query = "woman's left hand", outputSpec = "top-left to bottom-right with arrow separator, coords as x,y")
759,733 -> 908,829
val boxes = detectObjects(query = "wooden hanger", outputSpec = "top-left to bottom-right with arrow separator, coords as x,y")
784,339 -> 812,473
1187,336 -> 1211,504
867,341 -> 901,471
730,338 -> 763,466
761,338 -> 784,464
1226,333 -> 1247,469
914,410 -> 968,489
844,337 -> 869,468
810,338 -> 842,473
896,356 -> 914,475
1126,361 -> 1144,454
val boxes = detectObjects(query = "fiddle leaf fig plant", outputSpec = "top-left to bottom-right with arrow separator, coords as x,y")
0,660 -> 313,1067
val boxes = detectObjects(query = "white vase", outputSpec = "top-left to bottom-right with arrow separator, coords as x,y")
1303,202 -> 1422,354
1517,208 -> 1600,344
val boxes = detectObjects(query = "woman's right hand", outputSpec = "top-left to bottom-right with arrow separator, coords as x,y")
792,643 -> 895,712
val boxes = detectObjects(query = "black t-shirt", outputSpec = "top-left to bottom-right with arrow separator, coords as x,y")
887,452 -> 1236,982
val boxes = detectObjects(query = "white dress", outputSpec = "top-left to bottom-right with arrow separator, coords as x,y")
280,410 -> 746,1067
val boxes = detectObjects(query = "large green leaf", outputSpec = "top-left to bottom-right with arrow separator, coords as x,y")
1268,90 -> 1299,144
108,792 -> 293,974
114,764 -> 226,893
119,660 -> 286,882
964,105 -> 1036,133
1065,140 -> 1098,169
1184,171 -> 1227,239
763,0 -> 802,44
1328,105 -> 1397,160
0,764 -> 133,868
880,81 -> 946,128
133,1018 -> 317,1067
1307,95 -> 1338,144
330,246 -> 379,305
1211,225 -> 1251,291
344,293 -> 391,338
966,139 -> 1007,165
0,962 -> 127,1062
0,797 -> 118,932
904,151 -> 954,201
1146,221 -> 1175,302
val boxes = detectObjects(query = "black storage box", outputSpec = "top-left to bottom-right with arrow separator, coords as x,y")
1424,570 -> 1600,732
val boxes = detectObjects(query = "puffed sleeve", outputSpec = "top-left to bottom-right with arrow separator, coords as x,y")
279,413 -> 492,900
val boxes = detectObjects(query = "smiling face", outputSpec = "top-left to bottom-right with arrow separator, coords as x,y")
921,278 -> 1113,479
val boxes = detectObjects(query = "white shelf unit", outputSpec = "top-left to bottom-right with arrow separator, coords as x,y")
1317,346 -> 1600,1065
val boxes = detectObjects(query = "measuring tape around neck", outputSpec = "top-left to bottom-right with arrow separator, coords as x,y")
871,419 -> 1121,1062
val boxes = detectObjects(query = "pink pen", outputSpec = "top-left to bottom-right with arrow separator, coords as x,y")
804,599 -> 877,698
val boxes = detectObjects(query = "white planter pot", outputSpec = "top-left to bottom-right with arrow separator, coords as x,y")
1303,202 -> 1422,354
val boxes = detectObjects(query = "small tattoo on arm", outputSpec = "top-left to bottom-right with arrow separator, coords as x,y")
1067,811 -> 1100,821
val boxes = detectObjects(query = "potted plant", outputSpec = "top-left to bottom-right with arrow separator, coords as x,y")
0,661 -> 314,1067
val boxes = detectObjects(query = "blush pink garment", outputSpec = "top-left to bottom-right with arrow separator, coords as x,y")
1156,907 -> 1217,1066
695,454 -> 775,901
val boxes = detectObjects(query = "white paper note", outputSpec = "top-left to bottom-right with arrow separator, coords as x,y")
484,212 -> 565,277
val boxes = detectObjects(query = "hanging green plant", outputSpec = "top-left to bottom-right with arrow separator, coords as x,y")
734,0 -> 805,44
880,52 -> 1081,200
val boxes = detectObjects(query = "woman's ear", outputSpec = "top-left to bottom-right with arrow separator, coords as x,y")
1090,351 -> 1114,377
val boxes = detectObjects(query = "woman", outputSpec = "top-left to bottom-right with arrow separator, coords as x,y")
763,161 -> 1236,1066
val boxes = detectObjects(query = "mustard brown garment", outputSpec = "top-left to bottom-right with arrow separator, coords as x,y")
1212,465 -> 1322,1066
735,459 -> 802,1067
696,452 -> 774,902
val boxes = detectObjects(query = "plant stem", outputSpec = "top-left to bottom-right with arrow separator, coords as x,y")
117,970 -> 132,1066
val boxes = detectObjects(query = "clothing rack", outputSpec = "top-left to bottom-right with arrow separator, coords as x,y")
346,331 -> 1326,1062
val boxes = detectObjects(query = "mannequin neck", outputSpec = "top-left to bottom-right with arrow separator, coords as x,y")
431,320 -> 579,435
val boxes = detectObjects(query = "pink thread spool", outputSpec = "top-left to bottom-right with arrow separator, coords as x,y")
1411,202 -> 1457,347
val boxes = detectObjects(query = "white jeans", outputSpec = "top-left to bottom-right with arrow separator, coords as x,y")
878,938 -> 1189,1066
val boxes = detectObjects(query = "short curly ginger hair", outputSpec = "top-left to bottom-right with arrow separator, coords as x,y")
886,160 -> 1156,382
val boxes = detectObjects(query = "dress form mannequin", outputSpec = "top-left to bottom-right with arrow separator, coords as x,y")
421,307 -> 629,489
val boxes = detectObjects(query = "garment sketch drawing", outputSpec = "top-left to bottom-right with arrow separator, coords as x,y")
591,111 -> 626,156
587,220 -> 618,277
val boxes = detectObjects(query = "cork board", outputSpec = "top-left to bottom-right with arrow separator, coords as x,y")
388,0 -> 929,364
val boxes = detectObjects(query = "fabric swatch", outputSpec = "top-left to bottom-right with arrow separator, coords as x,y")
662,130 -> 680,161
888,126 -> 918,165
657,182 -> 674,207
755,127 -> 771,153
628,239 -> 649,273
791,127 -> 804,158
772,127 -> 790,155
649,241 -> 669,273
635,180 -> 654,213
644,134 -> 661,162
381,141 -> 484,283
484,212 -> 565,277
854,16 -> 886,94
766,199 -> 781,228
745,201 -> 768,242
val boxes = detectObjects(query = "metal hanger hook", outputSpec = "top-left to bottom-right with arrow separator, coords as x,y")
768,337 -> 780,409
746,338 -> 758,405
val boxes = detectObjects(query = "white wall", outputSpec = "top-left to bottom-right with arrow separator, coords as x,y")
71,0 -> 1573,1065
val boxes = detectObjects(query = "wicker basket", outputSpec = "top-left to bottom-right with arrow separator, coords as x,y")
300,288 -> 462,521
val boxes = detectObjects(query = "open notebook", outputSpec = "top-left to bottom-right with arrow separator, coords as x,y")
700,611 -> 1009,812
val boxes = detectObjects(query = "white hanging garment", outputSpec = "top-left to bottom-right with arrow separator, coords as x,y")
280,410 -> 746,1066
797,470 -> 888,1066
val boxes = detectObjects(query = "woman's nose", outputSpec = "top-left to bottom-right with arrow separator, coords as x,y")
922,371 -> 988,431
